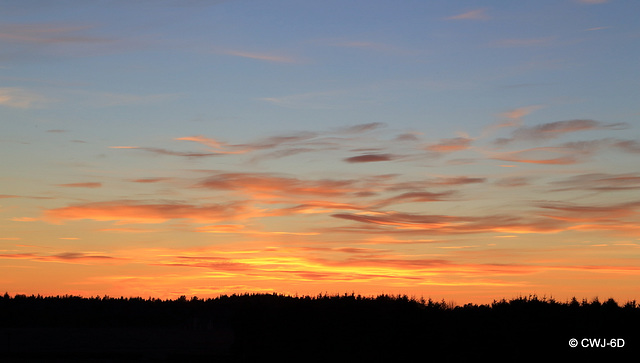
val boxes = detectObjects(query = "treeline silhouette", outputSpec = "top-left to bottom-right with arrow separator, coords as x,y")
1,292 -> 638,361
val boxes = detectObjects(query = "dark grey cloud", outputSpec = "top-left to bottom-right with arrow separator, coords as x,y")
497,120 -> 627,145
344,153 -> 398,163
549,173 -> 640,192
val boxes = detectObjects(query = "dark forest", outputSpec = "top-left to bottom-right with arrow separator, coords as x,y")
1,292 -> 638,361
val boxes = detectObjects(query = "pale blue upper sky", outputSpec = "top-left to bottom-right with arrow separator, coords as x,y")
3,1 -> 638,140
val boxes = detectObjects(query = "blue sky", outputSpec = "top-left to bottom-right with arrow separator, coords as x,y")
1,0 -> 640,302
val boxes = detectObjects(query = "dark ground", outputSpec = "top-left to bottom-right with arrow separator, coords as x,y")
1,293 -> 638,361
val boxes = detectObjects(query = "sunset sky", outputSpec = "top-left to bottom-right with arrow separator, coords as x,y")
1,0 -> 639,304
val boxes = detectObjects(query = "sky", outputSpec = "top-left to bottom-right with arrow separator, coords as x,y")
1,0 -> 639,304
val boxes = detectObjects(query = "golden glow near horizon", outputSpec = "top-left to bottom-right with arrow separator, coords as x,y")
1,1 -> 640,305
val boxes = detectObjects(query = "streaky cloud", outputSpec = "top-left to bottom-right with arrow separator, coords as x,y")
507,120 -> 627,143
373,191 -> 457,207
491,147 -> 581,165
538,200 -> 640,217
549,173 -> 640,192
344,153 -> 398,163
425,137 -> 473,153
195,172 -> 364,197
0,251 -> 122,264
116,146 -> 221,158
490,37 -> 554,47
575,0 -> 609,4
613,139 -> 640,153
485,105 -> 544,136
338,122 -> 387,134
494,177 -> 532,188
219,49 -> 298,63
332,211 -> 567,235
130,177 -> 172,183
445,8 -> 489,21
0,87 -> 49,108
0,24 -> 111,44
57,182 -> 102,188
44,200 -> 258,224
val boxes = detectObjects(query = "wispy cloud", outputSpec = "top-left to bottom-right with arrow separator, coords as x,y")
374,191 -> 457,207
344,153 -> 399,163
0,251 -> 123,264
219,49 -> 298,63
111,146 -> 221,158
325,40 -> 410,55
338,122 -> 387,134
129,177 -> 173,184
260,90 -> 353,109
44,200 -> 259,224
0,24 -> 111,44
57,182 -> 102,188
195,172 -> 365,198
494,177 -> 532,188
585,26 -> 611,31
140,246 -> 537,287
549,173 -> 640,192
613,140 -> 640,153
574,0 -> 609,4
176,123 -> 392,162
425,137 -> 473,153
496,105 -> 544,128
0,87 -> 49,108
445,8 -> 489,21
175,135 -> 251,154
538,200 -> 640,235
490,37 -> 555,47
539,200 -> 640,218
75,91 -> 179,107
490,146 -> 586,165
332,211 -> 565,235
495,119 -> 627,145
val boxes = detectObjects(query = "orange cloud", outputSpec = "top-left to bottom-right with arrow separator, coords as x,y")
44,200 -> 259,224
491,147 -> 582,165
425,137 -> 473,153
57,182 -> 102,188
0,252 -> 123,264
130,177 -> 172,183
485,105 -> 544,134
147,246 -> 536,286
175,135 -> 251,154
10,217 -> 38,222
196,172 -> 364,198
